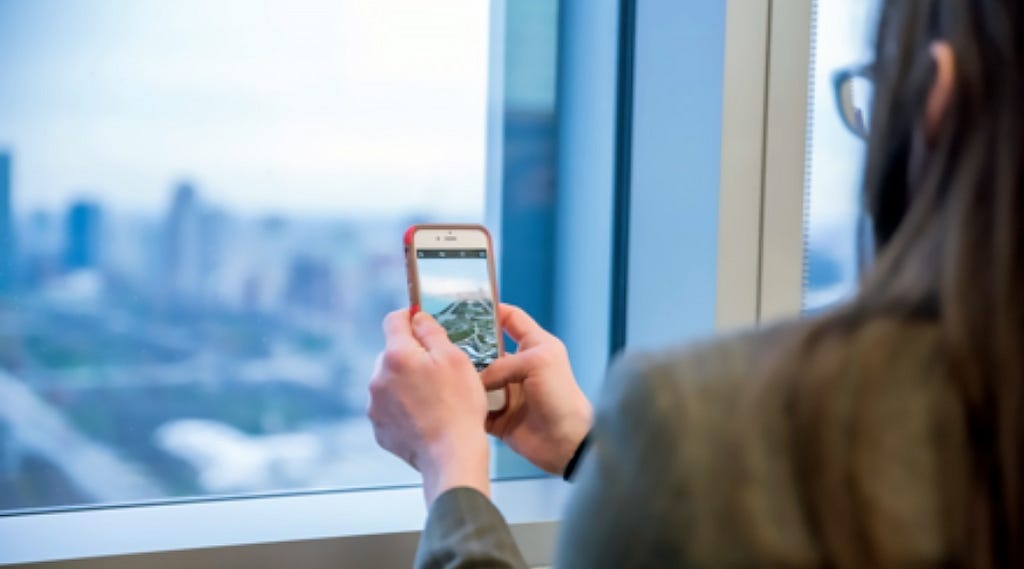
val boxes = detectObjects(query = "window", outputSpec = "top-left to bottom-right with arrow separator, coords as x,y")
803,0 -> 876,311
0,0 -> 502,513
0,0 -> 753,566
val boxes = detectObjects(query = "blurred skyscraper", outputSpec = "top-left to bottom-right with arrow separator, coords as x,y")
164,182 -> 204,300
199,210 -> 224,271
64,200 -> 104,270
0,153 -> 13,291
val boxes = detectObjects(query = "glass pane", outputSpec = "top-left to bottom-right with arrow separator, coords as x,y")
493,0 -> 560,478
803,0 -> 876,311
0,0 -> 495,513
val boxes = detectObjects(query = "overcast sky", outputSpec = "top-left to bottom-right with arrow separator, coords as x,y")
0,0 -> 490,218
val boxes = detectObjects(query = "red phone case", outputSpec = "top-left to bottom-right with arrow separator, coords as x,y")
403,224 -> 500,335
403,224 -> 507,412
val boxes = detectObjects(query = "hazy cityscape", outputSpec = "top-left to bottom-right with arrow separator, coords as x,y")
0,150 -> 450,511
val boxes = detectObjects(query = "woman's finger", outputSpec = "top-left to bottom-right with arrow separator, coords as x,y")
411,311 -> 453,354
382,309 -> 420,352
498,303 -> 550,348
481,352 -> 531,390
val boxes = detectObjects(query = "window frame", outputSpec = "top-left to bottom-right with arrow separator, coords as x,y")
759,0 -> 816,321
621,0 -> 776,347
716,0 -> 772,331
0,478 -> 567,567
623,1 -> 733,349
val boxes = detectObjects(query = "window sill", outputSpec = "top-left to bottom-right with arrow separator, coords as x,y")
0,477 -> 569,566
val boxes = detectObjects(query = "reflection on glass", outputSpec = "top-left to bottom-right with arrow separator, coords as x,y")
804,0 -> 875,311
0,0 -> 489,512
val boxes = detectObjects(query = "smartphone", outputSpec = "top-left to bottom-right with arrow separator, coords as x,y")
404,224 -> 507,413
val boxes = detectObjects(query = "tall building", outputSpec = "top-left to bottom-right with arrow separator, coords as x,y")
64,200 -> 104,270
163,182 -> 204,299
198,208 -> 226,294
0,153 -> 14,291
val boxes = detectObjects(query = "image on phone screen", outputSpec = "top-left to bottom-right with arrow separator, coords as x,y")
416,248 -> 498,371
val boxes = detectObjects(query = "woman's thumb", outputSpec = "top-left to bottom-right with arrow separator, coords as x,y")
410,312 -> 451,353
481,353 -> 530,390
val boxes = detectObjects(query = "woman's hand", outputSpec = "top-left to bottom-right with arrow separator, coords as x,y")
368,309 -> 491,505
484,304 -> 593,475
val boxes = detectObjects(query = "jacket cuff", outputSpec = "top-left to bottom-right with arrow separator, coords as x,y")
415,487 -> 528,569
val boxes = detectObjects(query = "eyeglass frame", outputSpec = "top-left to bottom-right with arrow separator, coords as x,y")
832,63 -> 874,140
830,63 -> 879,278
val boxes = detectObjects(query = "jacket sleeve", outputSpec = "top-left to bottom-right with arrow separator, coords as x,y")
554,352 -> 693,568
414,486 -> 529,569
415,351 -> 694,569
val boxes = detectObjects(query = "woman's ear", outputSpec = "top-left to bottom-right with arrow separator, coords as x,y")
908,41 -> 957,188
924,41 -> 956,142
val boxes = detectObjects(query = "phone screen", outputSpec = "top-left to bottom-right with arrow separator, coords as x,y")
415,248 -> 499,371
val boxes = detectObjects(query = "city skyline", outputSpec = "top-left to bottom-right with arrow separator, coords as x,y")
0,149 -> 419,316
0,142 -> 422,510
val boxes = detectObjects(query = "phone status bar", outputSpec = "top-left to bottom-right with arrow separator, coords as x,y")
416,249 -> 487,259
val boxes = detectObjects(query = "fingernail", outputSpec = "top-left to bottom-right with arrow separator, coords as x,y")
412,311 -> 429,328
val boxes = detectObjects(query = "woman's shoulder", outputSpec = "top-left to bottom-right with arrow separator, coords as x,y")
601,321 -> 798,411
593,316 -> 950,565
591,324 -> 815,564
599,315 -> 948,477
604,315 -> 943,413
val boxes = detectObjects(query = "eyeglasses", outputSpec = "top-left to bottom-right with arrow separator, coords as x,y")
832,63 -> 874,140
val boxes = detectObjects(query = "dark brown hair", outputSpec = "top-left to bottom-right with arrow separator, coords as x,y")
781,0 -> 1024,567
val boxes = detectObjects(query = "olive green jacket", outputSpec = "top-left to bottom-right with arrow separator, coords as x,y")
415,321 -> 957,568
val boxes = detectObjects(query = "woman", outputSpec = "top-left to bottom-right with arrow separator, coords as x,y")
368,0 -> 1024,566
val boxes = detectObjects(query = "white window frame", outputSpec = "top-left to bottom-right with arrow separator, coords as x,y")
759,0 -> 816,322
0,479 -> 567,567
717,0 -> 773,331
